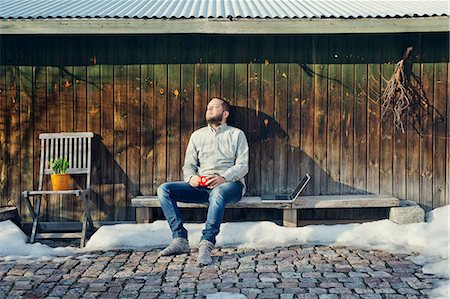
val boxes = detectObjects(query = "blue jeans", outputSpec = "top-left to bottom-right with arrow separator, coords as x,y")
157,181 -> 243,244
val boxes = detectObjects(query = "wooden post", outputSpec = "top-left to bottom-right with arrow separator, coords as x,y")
135,207 -> 152,223
283,209 -> 298,227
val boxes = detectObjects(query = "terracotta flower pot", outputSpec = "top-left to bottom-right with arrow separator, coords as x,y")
50,174 -> 71,191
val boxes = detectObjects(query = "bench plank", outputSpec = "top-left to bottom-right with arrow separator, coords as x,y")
35,232 -> 83,239
132,194 -> 399,209
132,196 -> 292,209
291,194 -> 399,209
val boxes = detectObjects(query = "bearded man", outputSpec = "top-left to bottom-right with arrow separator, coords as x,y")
157,97 -> 249,266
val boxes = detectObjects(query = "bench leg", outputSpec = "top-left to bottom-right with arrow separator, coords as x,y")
283,209 -> 298,227
22,193 -> 37,242
23,193 -> 36,220
80,192 -> 94,248
136,207 -> 153,223
30,196 -> 42,243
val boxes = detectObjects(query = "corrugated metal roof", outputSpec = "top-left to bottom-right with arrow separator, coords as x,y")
0,0 -> 447,19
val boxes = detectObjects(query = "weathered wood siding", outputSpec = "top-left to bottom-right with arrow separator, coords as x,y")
0,33 -> 448,222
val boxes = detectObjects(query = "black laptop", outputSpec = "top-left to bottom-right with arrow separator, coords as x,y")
261,173 -> 311,202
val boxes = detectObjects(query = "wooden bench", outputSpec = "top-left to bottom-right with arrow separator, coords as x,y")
132,194 -> 400,227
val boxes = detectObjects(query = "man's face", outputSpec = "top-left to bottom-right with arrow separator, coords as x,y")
206,98 -> 226,125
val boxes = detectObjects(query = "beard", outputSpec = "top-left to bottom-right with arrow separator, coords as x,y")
206,112 -> 223,125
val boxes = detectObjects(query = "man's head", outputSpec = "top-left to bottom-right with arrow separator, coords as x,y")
205,98 -> 230,126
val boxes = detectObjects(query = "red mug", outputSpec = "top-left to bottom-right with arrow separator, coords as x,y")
198,175 -> 208,187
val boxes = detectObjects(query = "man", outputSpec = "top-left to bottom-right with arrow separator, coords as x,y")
157,97 -> 249,266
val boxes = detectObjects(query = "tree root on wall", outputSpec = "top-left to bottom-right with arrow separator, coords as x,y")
381,46 -> 443,136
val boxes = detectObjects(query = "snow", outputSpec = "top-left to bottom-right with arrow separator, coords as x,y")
0,205 -> 449,298
0,220 -> 76,260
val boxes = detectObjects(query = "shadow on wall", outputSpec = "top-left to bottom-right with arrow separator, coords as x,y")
88,134 -> 140,221
228,106 -> 367,196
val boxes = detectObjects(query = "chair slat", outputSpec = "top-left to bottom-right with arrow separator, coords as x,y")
77,138 -> 82,168
83,138 -> 87,168
51,138 -> 55,166
55,138 -> 60,161
45,139 -> 50,170
40,132 -> 93,139
64,138 -> 68,161
69,138 -> 73,169
44,168 -> 90,175
59,138 -> 63,160
87,137 -> 92,188
74,138 -> 78,168
78,138 -> 81,168
78,137 -> 82,169
39,139 -> 45,190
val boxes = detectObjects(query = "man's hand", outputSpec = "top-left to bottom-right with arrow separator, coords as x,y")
205,175 -> 226,189
189,175 -> 200,187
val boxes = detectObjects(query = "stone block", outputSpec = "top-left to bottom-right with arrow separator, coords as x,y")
389,201 -> 425,224
0,207 -> 20,226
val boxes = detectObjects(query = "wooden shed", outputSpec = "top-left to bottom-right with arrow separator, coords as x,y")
0,0 -> 448,225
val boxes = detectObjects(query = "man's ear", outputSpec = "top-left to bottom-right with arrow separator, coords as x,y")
223,110 -> 230,120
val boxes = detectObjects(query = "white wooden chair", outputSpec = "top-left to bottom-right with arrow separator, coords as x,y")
21,132 -> 95,248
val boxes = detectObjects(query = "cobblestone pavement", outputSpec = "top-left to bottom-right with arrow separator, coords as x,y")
0,245 -> 445,299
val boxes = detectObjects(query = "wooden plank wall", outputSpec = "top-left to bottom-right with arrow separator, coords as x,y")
0,33 -> 448,222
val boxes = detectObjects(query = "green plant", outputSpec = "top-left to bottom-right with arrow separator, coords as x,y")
49,158 -> 70,174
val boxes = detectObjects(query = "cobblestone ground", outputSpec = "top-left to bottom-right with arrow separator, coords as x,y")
0,245 -> 445,299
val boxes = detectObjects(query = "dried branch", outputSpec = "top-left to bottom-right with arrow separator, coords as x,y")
380,47 -> 443,135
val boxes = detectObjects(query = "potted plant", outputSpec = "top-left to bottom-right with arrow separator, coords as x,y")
49,158 -> 71,190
